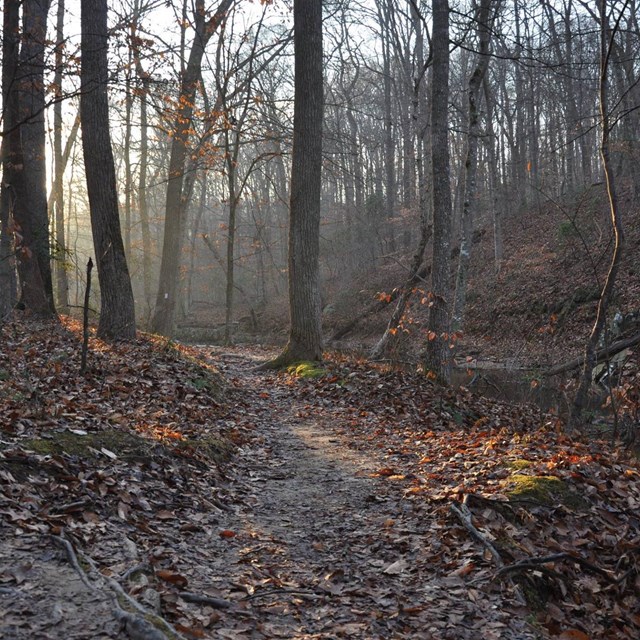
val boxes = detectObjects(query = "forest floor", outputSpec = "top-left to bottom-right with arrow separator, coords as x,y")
2,317 -> 640,639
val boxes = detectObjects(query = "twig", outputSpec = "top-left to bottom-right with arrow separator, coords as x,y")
496,552 -> 634,585
450,501 -> 527,605
450,502 -> 503,567
179,591 -> 232,609
242,588 -> 322,601
80,257 -> 93,374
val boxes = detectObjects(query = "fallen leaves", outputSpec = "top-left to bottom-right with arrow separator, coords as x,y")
2,320 -> 640,639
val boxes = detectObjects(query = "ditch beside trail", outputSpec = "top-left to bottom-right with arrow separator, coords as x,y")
1,344 -> 539,640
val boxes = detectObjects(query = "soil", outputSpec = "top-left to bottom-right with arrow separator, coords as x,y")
1,348 -> 539,640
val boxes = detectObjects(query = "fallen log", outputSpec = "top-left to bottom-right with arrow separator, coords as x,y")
545,331 -> 640,377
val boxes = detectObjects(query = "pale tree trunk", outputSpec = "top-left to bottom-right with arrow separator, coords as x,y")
422,0 -> 452,382
52,0 -> 69,313
81,0 -> 136,340
151,0 -> 234,336
123,54 -> 133,261
452,0 -> 497,331
377,0 -> 396,254
265,0 -> 323,367
569,0 -> 625,431
10,0 -> 56,316
131,11 -> 153,312
484,76 -> 503,273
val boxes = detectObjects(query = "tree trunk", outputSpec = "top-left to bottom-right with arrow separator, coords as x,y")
131,15 -> 153,312
265,0 -> 323,367
10,0 -> 56,316
151,0 -> 234,336
52,0 -> 69,313
452,0 -> 497,331
0,0 -> 20,316
569,0 -> 625,430
422,0 -> 453,382
81,0 -> 136,340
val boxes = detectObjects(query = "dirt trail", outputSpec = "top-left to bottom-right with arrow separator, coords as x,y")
1,348 -> 539,640
191,350 -> 537,639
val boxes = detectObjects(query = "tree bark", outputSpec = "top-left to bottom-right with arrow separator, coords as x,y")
52,0 -> 69,313
0,0 -> 20,316
9,0 -> 56,316
569,0 -> 625,430
81,0 -> 136,340
422,0 -> 453,382
265,0 -> 323,367
452,0 -> 497,331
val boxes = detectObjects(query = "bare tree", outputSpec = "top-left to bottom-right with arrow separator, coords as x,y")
265,0 -> 323,367
151,0 -> 235,336
4,0 -> 56,316
569,0 -> 627,430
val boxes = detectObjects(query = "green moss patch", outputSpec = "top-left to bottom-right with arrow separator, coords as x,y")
286,361 -> 326,379
506,474 -> 589,509
21,429 -> 154,461
175,434 -> 234,464
507,459 -> 534,471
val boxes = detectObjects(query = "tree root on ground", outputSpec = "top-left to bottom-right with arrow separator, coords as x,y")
52,534 -> 187,640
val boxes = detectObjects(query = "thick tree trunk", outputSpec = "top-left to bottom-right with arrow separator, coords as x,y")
81,0 -> 136,340
10,0 -> 56,316
265,0 -> 323,367
0,0 -> 20,316
422,0 -> 453,382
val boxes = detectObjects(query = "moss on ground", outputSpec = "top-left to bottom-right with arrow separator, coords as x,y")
17,429 -> 233,464
506,473 -> 589,509
507,459 -> 534,471
21,429 -> 154,461
286,361 -> 326,379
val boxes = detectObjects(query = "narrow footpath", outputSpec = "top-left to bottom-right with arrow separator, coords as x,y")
184,348 -> 538,639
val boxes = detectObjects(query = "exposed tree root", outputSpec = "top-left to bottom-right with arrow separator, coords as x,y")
52,534 -> 187,640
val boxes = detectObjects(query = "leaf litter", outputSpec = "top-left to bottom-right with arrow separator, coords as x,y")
1,317 -> 639,639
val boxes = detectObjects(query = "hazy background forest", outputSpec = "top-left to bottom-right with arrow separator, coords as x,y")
1,0 -> 639,362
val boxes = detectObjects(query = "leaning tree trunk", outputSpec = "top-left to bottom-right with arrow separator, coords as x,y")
81,0 -> 136,340
422,0 -> 453,383
569,0 -> 625,431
